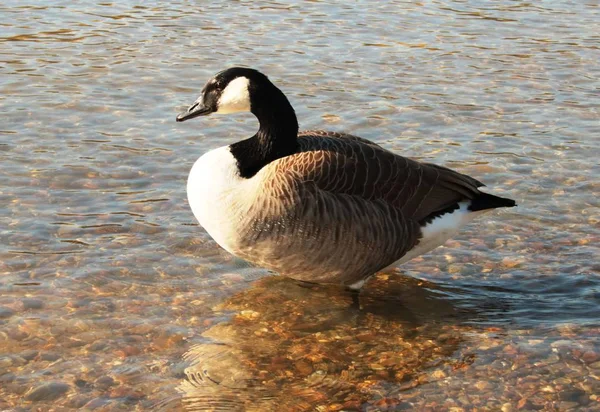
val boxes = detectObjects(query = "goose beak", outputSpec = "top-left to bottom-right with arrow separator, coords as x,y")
176,102 -> 212,122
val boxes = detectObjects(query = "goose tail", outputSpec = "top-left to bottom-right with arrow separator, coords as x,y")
468,192 -> 516,212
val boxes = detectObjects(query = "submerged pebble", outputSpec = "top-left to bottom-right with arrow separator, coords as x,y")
25,382 -> 71,402
21,298 -> 44,310
0,306 -> 15,319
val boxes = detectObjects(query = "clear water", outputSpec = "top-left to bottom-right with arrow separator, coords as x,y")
1,1 -> 599,410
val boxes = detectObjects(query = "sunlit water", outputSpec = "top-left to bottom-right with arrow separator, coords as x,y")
1,1 -> 599,410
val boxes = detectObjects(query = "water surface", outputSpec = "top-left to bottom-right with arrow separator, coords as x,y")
1,1 -> 599,410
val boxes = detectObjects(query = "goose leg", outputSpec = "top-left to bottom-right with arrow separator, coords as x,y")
345,287 -> 361,309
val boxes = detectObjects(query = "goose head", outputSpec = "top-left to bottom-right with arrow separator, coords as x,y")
176,67 -> 299,178
176,67 -> 284,122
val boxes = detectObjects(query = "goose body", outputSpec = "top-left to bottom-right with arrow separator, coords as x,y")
177,68 -> 516,289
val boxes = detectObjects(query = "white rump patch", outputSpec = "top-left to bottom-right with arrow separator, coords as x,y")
392,201 -> 489,267
217,76 -> 250,114
420,202 -> 472,241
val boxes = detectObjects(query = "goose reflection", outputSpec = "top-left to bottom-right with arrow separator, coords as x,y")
170,272 -> 498,411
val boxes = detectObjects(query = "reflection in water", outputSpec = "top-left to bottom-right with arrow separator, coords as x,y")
177,274 -> 480,411
172,273 -> 600,411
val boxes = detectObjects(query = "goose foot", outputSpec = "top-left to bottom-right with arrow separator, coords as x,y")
295,280 -> 319,289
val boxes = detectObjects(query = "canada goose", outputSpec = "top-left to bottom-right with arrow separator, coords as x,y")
176,67 -> 516,290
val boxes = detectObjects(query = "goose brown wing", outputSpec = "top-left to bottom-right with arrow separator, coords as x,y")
292,131 -> 484,222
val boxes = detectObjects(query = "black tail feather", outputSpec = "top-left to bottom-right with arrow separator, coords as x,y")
469,192 -> 516,212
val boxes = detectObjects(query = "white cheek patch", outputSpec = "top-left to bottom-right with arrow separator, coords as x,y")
217,76 -> 251,114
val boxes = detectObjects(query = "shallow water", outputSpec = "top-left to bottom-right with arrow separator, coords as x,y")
1,0 -> 599,410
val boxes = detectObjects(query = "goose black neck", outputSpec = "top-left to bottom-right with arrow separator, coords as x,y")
230,86 -> 299,178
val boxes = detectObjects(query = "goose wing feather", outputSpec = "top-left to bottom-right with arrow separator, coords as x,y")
293,131 -> 484,221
